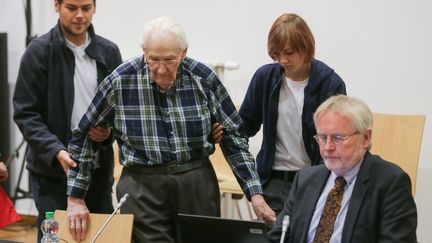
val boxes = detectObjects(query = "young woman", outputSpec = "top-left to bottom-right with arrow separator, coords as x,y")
239,13 -> 347,214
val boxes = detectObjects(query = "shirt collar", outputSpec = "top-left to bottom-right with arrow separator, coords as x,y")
330,159 -> 363,186
65,31 -> 91,51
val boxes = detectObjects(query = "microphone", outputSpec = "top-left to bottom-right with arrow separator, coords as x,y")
279,214 -> 290,243
91,193 -> 129,243
117,193 -> 129,208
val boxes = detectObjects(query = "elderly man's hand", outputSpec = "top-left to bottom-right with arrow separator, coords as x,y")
88,126 -> 112,142
251,194 -> 276,226
67,196 -> 90,241
0,161 -> 8,182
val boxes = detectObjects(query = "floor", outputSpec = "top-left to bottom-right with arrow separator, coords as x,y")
0,215 -> 37,243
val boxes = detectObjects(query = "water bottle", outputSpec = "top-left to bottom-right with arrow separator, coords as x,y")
40,211 -> 59,243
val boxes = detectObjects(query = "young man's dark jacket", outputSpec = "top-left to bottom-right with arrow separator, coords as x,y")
13,21 -> 122,183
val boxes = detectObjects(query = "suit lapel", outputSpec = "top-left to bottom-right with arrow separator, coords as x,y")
342,152 -> 372,242
298,168 -> 330,242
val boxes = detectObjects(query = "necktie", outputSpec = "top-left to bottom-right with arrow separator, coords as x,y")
313,176 -> 347,243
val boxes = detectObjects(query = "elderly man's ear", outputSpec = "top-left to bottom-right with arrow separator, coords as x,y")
181,48 -> 187,59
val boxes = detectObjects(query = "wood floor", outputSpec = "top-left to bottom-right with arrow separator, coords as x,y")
0,215 -> 37,243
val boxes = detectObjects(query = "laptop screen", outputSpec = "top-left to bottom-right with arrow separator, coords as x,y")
178,213 -> 269,243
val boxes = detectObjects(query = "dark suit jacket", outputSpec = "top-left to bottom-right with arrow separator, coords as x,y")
268,151 -> 417,243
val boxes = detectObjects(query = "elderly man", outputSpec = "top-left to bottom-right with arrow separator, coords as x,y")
66,16 -> 274,242
267,95 -> 417,243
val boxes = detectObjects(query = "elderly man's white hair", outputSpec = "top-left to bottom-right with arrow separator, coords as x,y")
313,94 -> 373,150
139,16 -> 188,51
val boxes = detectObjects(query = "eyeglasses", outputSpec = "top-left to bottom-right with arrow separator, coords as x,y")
314,131 -> 359,146
145,57 -> 181,68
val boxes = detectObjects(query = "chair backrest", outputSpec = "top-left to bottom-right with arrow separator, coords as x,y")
210,144 -> 243,194
370,113 -> 425,195
209,105 -> 243,195
54,210 -> 133,243
113,141 -> 122,181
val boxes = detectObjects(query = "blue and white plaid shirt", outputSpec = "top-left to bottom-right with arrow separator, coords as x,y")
67,55 -> 262,199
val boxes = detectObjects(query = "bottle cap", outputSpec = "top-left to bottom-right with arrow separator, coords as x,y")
45,211 -> 54,219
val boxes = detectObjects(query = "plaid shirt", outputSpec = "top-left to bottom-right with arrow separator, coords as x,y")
67,55 -> 262,199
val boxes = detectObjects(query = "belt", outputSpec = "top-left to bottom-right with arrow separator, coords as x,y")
124,157 -> 208,175
271,170 -> 298,182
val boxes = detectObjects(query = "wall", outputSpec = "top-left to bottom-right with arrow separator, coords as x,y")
1,0 -> 431,241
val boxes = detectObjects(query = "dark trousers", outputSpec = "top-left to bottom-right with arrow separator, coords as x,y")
116,161 -> 220,243
30,168 -> 114,242
263,171 -> 297,216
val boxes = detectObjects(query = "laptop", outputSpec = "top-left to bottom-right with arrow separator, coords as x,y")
178,213 -> 269,243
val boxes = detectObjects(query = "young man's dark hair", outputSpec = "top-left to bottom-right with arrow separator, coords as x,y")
56,0 -> 96,4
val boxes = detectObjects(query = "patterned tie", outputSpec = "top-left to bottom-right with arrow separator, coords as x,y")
313,176 -> 347,243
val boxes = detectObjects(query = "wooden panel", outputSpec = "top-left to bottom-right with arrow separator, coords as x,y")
370,113 -> 425,195
210,105 -> 244,195
113,141 -> 122,181
210,144 -> 243,195
54,210 -> 133,243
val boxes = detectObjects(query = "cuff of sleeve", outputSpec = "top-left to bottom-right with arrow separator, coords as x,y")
100,132 -> 114,147
66,166 -> 90,199
244,178 -> 263,201
67,186 -> 87,199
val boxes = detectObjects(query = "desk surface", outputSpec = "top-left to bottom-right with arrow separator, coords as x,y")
54,210 -> 133,243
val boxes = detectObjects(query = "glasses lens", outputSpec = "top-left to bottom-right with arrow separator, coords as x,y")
315,132 -> 358,146
146,58 -> 179,67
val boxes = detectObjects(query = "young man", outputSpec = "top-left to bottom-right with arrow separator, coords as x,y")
13,0 -> 122,241
267,95 -> 417,243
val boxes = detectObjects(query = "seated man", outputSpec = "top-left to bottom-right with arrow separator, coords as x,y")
267,95 -> 417,243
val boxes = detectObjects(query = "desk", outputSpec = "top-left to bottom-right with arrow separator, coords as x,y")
54,210 -> 133,243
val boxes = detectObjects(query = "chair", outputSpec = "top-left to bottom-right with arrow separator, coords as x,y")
210,144 -> 255,220
209,104 -> 243,195
370,113 -> 425,195
210,144 -> 243,193
54,210 -> 133,243
113,142 -> 123,182
209,105 -> 256,220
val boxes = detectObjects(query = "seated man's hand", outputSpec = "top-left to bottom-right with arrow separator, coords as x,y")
88,126 -> 112,142
251,194 -> 276,226
211,122 -> 224,143
0,161 -> 8,182
67,196 -> 90,241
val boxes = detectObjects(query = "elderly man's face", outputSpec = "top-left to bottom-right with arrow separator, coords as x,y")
315,111 -> 371,176
144,32 -> 186,90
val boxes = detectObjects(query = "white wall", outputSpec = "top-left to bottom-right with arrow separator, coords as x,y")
1,0 -> 431,241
